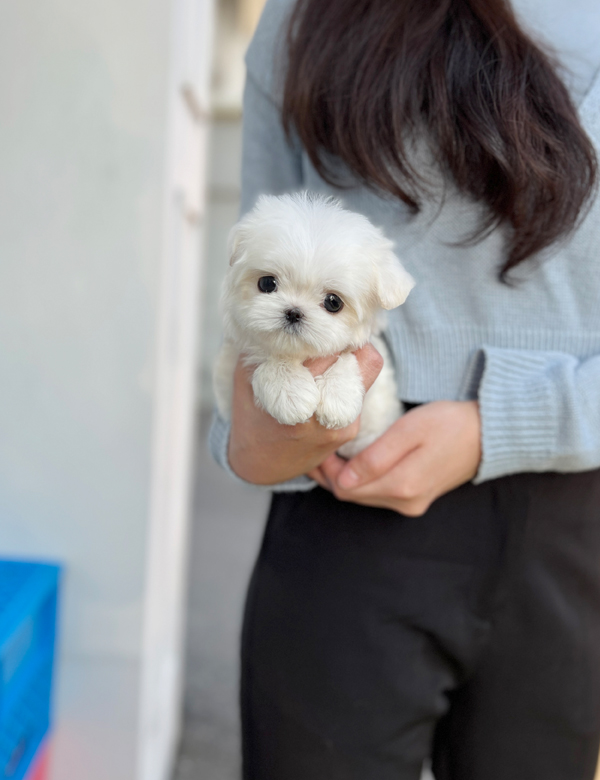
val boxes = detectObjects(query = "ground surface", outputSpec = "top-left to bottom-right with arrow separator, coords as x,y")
172,418 -> 268,780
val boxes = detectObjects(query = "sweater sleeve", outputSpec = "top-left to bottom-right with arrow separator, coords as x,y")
473,346 -> 600,483
208,63 -> 316,493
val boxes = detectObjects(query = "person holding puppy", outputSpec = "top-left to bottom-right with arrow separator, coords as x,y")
210,0 -> 600,777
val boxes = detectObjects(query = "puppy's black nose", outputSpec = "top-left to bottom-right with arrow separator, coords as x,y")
285,308 -> 304,324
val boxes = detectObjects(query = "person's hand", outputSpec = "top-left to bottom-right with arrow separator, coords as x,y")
228,345 -> 384,485
307,401 -> 482,516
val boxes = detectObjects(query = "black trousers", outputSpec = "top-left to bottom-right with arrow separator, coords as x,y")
241,470 -> 600,780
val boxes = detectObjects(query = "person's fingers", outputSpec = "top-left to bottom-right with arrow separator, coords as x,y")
338,446 -> 424,498
306,466 -> 332,490
233,358 -> 249,381
336,417 -> 420,489
232,361 -> 258,417
233,357 -> 280,427
353,343 -> 384,392
318,453 -> 348,485
242,343 -> 382,435
305,344 -> 383,389
233,356 -> 256,395
304,354 -> 340,377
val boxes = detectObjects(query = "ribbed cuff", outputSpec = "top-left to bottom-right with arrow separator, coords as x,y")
473,347 -> 560,483
208,412 -> 317,493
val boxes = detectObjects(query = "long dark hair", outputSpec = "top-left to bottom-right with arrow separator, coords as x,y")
282,0 -> 597,276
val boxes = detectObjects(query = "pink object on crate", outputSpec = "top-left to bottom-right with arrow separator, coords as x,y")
25,740 -> 51,780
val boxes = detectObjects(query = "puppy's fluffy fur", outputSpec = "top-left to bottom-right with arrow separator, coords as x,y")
213,192 -> 415,457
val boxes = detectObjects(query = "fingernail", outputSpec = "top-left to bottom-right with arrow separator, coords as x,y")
338,468 -> 360,489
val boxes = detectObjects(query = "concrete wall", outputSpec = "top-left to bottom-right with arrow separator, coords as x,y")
0,0 -> 212,777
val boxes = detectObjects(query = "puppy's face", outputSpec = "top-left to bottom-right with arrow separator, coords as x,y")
222,194 -> 414,358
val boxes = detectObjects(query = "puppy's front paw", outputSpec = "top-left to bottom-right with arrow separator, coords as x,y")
315,354 -> 364,429
252,361 -> 320,425
316,398 -> 361,430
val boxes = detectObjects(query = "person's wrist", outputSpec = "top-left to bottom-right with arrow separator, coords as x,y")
228,437 -> 271,485
228,434 -> 305,485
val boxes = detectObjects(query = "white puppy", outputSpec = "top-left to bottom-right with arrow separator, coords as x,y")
213,192 -> 415,458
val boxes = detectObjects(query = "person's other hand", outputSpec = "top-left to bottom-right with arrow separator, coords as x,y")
308,401 -> 482,516
228,344 -> 383,485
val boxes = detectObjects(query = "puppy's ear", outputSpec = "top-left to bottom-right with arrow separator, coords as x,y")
375,249 -> 415,309
227,221 -> 249,266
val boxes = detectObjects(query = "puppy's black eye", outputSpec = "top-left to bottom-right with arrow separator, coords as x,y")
258,275 -> 277,293
323,293 -> 344,313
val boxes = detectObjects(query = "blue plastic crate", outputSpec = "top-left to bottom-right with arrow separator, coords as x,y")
0,561 -> 60,780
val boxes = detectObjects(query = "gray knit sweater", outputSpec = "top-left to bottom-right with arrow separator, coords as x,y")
210,0 -> 600,490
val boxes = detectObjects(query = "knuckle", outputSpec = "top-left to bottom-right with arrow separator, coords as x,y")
323,426 -> 343,444
371,349 -> 385,373
363,345 -> 384,376
400,501 -> 429,518
396,480 -> 420,502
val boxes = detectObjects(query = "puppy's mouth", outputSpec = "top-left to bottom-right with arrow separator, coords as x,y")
283,320 -> 303,332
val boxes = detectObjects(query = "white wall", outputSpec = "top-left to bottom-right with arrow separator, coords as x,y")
200,117 -> 243,406
0,0 -> 212,776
